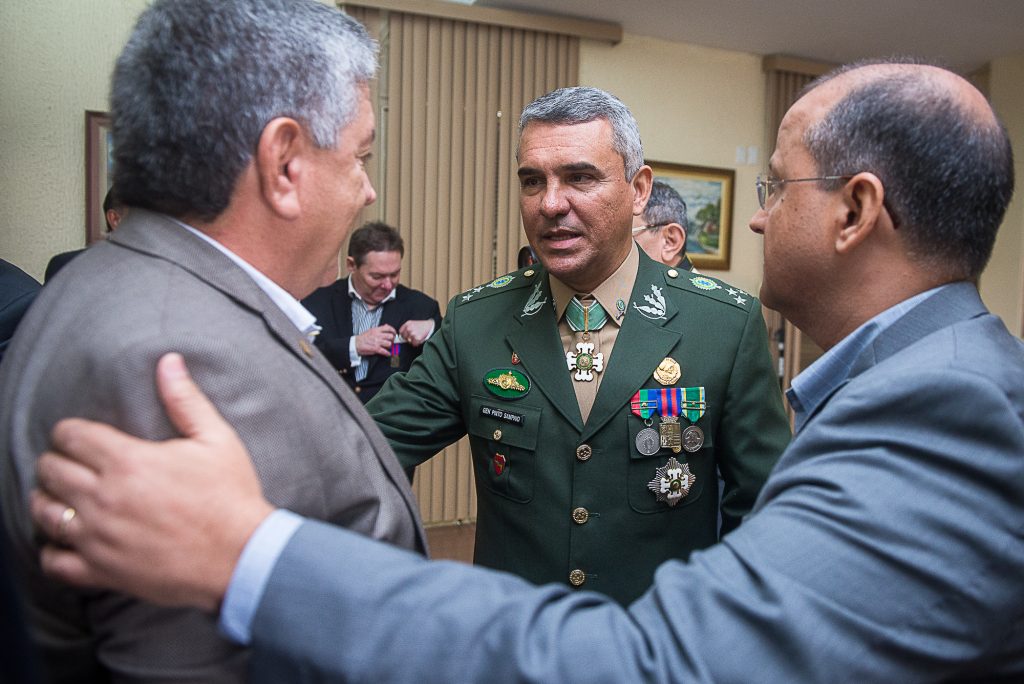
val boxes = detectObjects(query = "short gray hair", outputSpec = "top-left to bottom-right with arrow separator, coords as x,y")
642,181 -> 688,232
112,0 -> 378,221
518,87 -> 644,180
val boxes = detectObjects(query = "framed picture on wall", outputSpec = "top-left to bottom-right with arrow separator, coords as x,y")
85,110 -> 113,245
646,161 -> 735,271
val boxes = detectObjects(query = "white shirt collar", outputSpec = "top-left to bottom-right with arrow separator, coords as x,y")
169,218 -> 320,341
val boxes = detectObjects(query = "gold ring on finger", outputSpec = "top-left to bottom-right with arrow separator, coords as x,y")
58,506 -> 77,545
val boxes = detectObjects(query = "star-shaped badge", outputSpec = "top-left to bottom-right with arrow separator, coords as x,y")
647,456 -> 696,506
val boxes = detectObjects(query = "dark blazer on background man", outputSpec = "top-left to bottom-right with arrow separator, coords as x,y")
0,210 -> 426,683
0,259 -> 39,365
303,278 -> 441,402
43,249 -> 86,282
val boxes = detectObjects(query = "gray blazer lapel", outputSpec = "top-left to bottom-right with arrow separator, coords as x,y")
583,259 -> 680,441
111,212 -> 427,550
800,282 -> 988,431
110,211 -> 336,379
507,273 -> 584,430
850,282 -> 987,378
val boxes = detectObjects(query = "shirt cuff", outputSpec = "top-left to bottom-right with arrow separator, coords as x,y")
349,337 -> 361,368
218,508 -> 303,645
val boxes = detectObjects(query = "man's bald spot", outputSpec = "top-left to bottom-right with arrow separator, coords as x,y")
804,61 -> 998,131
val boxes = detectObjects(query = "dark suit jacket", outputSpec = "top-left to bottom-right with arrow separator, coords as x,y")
246,282 -> 1024,683
0,259 -> 40,366
302,278 -> 441,402
0,211 -> 425,683
0,504 -> 39,684
44,249 -> 86,282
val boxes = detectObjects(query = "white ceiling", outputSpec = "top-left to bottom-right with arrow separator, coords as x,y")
473,0 -> 1024,73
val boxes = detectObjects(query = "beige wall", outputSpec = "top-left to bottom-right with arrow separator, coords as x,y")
1,0 -> 148,281
0,0 -> 348,283
983,51 -> 1024,336
581,34 -> 767,295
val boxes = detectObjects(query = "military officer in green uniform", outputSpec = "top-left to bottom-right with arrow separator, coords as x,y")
367,86 -> 791,605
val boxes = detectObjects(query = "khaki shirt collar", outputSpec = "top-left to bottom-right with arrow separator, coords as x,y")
549,242 -> 639,328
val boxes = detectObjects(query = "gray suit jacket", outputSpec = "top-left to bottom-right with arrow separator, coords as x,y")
0,210 -> 426,683
246,282 -> 1024,682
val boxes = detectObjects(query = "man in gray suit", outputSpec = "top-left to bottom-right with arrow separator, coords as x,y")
0,1 -> 424,681
29,60 -> 1024,681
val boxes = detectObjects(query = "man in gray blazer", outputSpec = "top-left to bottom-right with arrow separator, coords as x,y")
0,1 -> 424,682
28,61 -> 1024,680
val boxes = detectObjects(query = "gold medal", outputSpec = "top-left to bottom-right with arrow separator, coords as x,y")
653,357 -> 681,385
566,342 -> 604,382
659,416 -> 682,453
489,372 -> 526,392
483,369 -> 531,399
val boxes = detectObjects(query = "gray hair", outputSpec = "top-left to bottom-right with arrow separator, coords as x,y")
803,60 -> 1014,279
111,0 -> 378,221
642,180 -> 689,233
518,86 -> 644,180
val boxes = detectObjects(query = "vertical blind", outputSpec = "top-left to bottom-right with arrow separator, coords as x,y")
347,4 -> 579,525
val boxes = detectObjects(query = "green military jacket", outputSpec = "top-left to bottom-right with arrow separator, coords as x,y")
369,251 -> 791,604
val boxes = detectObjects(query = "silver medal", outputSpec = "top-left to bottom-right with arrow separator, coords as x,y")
635,427 -> 661,456
681,425 -> 705,453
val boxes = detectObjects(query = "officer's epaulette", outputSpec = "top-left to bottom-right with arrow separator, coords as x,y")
660,269 -> 756,311
452,266 -> 539,307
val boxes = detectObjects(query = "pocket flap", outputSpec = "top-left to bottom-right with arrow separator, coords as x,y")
468,394 -> 542,450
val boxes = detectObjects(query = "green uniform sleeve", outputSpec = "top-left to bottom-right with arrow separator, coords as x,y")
716,302 -> 791,533
366,299 -> 467,470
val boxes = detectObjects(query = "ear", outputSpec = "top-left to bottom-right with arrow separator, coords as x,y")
629,165 -> 654,215
834,172 -> 887,255
105,209 -> 122,231
345,256 -> 357,274
254,117 -> 305,220
661,223 -> 686,264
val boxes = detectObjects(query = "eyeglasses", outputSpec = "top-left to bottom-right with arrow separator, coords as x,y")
755,174 -> 853,210
631,222 -> 669,234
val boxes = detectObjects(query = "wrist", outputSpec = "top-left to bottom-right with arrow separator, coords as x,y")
208,501 -> 275,612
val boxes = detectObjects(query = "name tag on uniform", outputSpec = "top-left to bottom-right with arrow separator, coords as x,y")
481,405 -> 525,425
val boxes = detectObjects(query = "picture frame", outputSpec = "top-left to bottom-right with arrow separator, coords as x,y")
646,161 -> 735,271
85,110 -> 113,245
